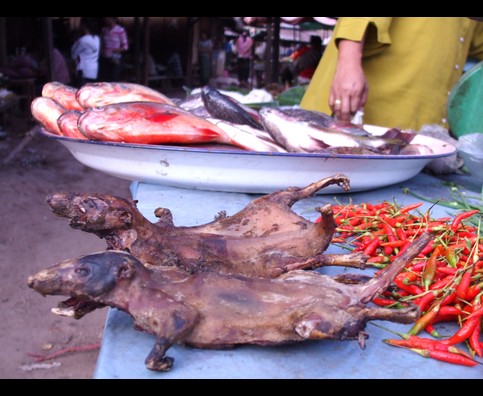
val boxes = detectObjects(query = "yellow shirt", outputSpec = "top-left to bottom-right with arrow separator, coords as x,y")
301,17 -> 483,130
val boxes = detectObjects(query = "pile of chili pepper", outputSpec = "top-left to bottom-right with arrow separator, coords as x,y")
324,200 -> 483,367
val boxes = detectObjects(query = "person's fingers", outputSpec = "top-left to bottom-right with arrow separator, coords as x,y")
360,85 -> 369,110
333,96 -> 351,122
349,93 -> 361,114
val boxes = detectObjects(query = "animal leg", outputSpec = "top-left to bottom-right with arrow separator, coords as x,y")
315,252 -> 368,269
145,338 -> 174,372
132,298 -> 199,372
275,173 -> 350,206
362,305 -> 420,324
283,251 -> 367,273
294,313 -> 336,340
357,232 -> 433,303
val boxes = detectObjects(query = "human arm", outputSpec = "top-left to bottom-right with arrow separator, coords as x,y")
329,39 -> 368,121
327,17 -> 392,121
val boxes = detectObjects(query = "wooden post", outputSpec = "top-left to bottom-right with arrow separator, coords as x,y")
133,17 -> 141,83
271,17 -> 280,84
42,17 -> 54,82
141,17 -> 150,86
0,18 -> 6,69
264,17 -> 280,85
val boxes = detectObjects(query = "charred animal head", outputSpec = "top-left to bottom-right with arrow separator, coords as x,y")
28,250 -> 136,299
46,193 -> 137,232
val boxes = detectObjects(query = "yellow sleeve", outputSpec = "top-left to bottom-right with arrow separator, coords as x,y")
333,17 -> 393,55
469,21 -> 483,59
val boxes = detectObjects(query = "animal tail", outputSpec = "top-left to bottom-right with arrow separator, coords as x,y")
357,232 -> 434,304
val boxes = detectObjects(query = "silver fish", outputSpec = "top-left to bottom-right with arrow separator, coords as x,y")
207,118 -> 287,153
201,86 -> 264,130
280,107 -> 371,137
259,107 -> 410,153
178,93 -> 211,118
259,107 -> 331,152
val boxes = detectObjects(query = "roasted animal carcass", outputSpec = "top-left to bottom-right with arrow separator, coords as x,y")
27,232 -> 432,372
46,174 -> 368,278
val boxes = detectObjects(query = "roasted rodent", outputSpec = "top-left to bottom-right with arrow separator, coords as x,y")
46,174 -> 367,278
28,232 -> 432,372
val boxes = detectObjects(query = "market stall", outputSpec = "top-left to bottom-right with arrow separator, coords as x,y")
26,79 -> 483,379
88,171 -> 482,379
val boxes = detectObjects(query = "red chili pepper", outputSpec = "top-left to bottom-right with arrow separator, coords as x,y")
411,348 -> 478,366
398,203 -> 423,214
395,240 -> 413,257
383,223 -> 396,241
383,335 -> 450,351
408,305 -> 440,336
456,269 -> 472,301
395,278 -> 425,295
464,305 -> 483,321
380,240 -> 407,248
441,317 -> 480,345
458,231 -> 478,239
436,267 -> 457,276
411,261 -> 428,272
444,247 -> 459,268
413,291 -> 436,311
372,297 -> 401,307
440,289 -> 457,306
421,245 -> 443,290
451,210 -> 480,232
469,321 -> 482,357
419,240 -> 435,256
367,255 -> 390,265
425,323 -> 440,338
384,336 -> 468,356
363,237 -> 380,256
396,272 -> 419,285
466,282 -> 483,301
396,227 -> 408,240
438,305 -> 463,317
429,275 -> 454,291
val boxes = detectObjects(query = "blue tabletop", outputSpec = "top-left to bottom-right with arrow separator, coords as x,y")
93,172 -> 483,379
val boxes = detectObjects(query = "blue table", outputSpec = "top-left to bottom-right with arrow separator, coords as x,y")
93,172 -> 483,379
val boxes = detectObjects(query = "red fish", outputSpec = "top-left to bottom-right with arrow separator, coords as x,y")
76,82 -> 176,109
77,101 -> 231,145
57,110 -> 87,139
31,97 -> 66,136
42,82 -> 84,111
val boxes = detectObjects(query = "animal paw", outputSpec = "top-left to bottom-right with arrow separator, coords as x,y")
145,355 -> 174,372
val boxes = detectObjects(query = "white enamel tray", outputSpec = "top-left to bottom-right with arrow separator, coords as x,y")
41,126 -> 456,194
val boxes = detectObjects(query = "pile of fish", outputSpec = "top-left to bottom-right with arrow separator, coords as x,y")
31,81 -> 432,155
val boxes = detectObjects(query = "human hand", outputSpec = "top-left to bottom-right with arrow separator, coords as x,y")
328,40 -> 369,122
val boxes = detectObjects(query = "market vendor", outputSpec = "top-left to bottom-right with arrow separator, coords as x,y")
300,17 -> 483,130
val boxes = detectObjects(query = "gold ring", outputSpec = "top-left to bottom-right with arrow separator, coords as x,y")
334,99 -> 342,106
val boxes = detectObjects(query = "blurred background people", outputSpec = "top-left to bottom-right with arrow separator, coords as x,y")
99,17 -> 129,82
34,39 -> 71,86
301,17 -> 483,130
70,17 -> 100,87
281,35 -> 324,88
235,29 -> 253,87
198,31 -> 213,85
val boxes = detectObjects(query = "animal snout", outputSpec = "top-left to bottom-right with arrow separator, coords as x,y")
27,275 -> 36,289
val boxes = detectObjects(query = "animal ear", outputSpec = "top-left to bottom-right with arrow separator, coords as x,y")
117,259 -> 135,280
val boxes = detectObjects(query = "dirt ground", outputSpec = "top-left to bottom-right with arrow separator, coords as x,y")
0,115 -> 132,378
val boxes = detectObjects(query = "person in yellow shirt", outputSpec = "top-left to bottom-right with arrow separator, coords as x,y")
301,17 -> 483,131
